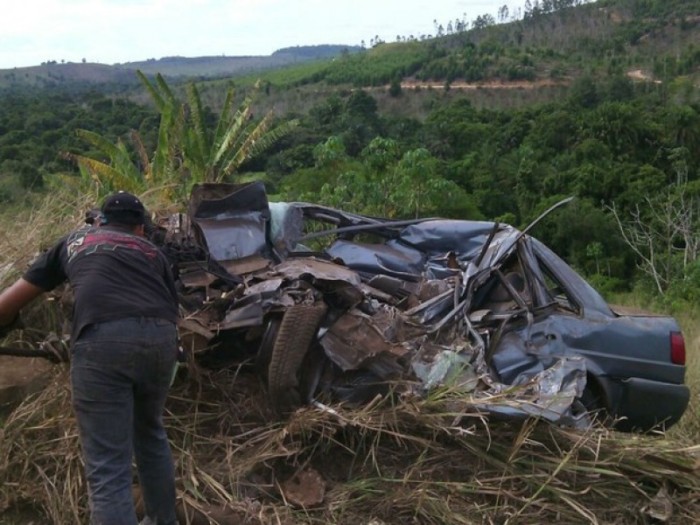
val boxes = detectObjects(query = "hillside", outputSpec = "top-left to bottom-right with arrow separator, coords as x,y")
252,0 -> 700,105
1,0 -> 700,280
0,44 -> 361,89
2,1 -> 698,106
154,0 -> 698,121
2,1 -> 700,523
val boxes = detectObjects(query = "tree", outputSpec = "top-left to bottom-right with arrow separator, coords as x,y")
389,79 -> 402,98
339,90 -> 382,156
608,184 -> 700,295
392,147 -> 477,218
569,75 -> 599,108
176,78 -> 299,186
315,137 -> 476,220
586,241 -> 603,274
472,14 -> 496,29
65,73 -> 298,204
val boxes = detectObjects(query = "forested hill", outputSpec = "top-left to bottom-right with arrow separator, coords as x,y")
3,0 -> 699,92
1,0 -> 700,298
0,45 -> 361,89
245,0 -> 700,104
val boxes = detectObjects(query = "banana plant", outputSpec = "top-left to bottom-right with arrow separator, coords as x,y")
61,129 -> 146,194
139,73 -> 299,189
66,71 -> 298,204
183,80 -> 299,183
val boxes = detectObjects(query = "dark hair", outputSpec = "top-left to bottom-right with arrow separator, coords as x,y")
100,191 -> 146,226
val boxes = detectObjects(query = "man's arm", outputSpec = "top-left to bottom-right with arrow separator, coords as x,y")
0,278 -> 45,326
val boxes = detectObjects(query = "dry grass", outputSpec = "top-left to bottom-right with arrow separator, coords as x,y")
670,312 -> 700,440
1,362 -> 698,524
0,191 -> 96,351
1,192 -> 699,524
0,187 -> 171,288
0,191 -> 93,277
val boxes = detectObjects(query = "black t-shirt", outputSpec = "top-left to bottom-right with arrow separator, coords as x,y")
24,225 -> 179,340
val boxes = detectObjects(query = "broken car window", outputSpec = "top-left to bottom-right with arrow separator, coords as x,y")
535,255 -> 580,314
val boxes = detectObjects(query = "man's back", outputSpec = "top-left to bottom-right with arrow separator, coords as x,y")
23,224 -> 178,341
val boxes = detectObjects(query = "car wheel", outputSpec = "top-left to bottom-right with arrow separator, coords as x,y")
267,302 -> 328,415
578,378 -> 609,425
256,313 -> 282,377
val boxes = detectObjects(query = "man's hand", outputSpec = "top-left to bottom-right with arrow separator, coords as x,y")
0,278 -> 45,337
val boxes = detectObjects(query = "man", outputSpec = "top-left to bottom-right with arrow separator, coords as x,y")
0,191 -> 179,525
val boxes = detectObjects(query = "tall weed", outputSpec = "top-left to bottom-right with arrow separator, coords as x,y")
0,188 -> 96,341
672,308 -> 700,439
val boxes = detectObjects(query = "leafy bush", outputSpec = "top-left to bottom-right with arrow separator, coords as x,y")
665,259 -> 700,304
585,273 -> 629,297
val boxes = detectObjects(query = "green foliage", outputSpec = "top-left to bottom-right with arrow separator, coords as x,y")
317,42 -> 430,86
64,73 -> 298,204
0,89 -> 157,192
292,136 -> 480,220
388,78 -> 402,97
569,75 -> 599,108
2,0 -> 700,300
608,181 -> 700,296
585,273 -> 629,296
665,259 -> 700,304
0,178 -> 16,204
68,129 -> 147,192
178,80 -> 299,185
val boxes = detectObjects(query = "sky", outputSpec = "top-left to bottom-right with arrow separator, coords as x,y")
0,0 -> 520,69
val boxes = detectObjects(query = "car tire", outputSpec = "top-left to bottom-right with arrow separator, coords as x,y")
579,377 -> 609,425
267,302 -> 327,415
256,313 -> 282,377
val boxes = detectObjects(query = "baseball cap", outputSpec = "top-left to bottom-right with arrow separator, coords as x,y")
100,191 -> 146,225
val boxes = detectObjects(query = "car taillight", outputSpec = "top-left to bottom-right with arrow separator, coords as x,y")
670,331 -> 686,365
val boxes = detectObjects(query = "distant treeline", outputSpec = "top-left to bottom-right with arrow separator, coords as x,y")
1,0 -> 700,302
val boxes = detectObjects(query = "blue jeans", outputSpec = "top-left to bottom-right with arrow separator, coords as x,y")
71,317 -> 178,525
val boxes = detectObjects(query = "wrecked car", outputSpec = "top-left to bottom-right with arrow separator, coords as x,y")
162,181 -> 689,431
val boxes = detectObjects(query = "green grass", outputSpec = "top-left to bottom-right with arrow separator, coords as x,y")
217,59 -> 334,89
671,310 -> 700,439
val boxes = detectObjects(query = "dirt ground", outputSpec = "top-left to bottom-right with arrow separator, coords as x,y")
399,78 -> 567,90
0,356 -> 53,415
393,68 -> 660,92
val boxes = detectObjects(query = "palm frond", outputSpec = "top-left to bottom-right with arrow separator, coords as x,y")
74,129 -> 125,161
186,83 -> 208,163
154,73 -> 178,105
129,130 -> 152,183
72,130 -> 143,188
137,70 -> 166,112
71,154 -> 141,193
220,112 -> 274,178
221,116 -> 299,179
151,104 -> 175,184
212,105 -> 251,169
210,86 -> 236,157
